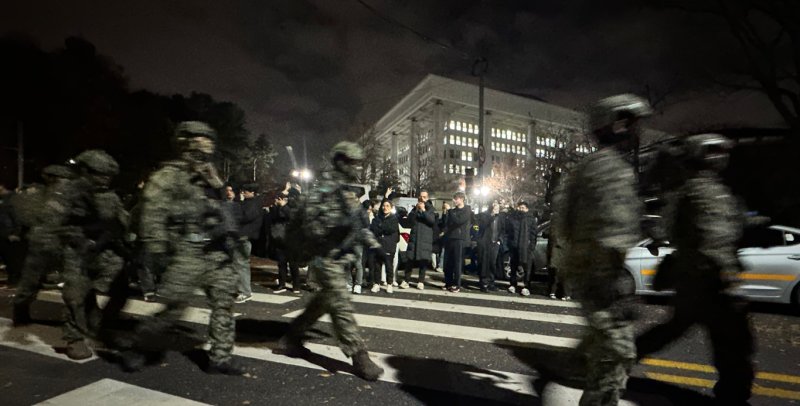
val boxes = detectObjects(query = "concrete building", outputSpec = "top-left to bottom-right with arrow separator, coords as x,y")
368,74 -> 594,197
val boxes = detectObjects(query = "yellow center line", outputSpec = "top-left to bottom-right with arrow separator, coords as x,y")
644,372 -> 800,401
642,358 -> 800,385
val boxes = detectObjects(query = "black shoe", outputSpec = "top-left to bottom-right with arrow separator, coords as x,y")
352,350 -> 384,381
487,285 -> 499,292
277,336 -> 311,358
479,285 -> 489,293
208,359 -> 246,375
65,340 -> 93,360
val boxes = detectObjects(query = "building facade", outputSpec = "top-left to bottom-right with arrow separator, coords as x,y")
368,74 -> 594,198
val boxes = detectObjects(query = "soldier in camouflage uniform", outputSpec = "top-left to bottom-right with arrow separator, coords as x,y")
56,150 -> 129,360
553,94 -> 652,405
125,121 -> 243,375
636,134 -> 754,405
12,165 -> 75,326
280,141 -> 385,382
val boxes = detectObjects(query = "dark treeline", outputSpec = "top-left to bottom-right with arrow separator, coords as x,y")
0,34 -> 276,196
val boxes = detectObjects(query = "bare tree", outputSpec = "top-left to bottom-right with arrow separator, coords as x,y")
649,0 -> 800,133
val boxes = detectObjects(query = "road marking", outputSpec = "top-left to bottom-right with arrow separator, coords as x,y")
192,289 -> 299,304
642,358 -> 800,385
281,310 -> 579,348
738,273 -> 797,282
0,318 -> 97,363
234,342 -> 539,401
391,283 -> 582,308
349,295 -> 586,325
36,291 -> 241,325
644,372 -> 800,401
34,378 -> 210,405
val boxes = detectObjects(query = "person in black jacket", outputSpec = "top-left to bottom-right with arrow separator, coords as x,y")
443,192 -> 471,293
401,191 -> 435,290
270,189 -> 301,293
506,201 -> 538,296
476,200 -> 505,292
234,183 -> 264,302
368,199 -> 399,294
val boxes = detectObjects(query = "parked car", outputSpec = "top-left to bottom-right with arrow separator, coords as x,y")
536,223 -> 800,308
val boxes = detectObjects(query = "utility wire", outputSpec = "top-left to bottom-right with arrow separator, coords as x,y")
355,0 -> 473,60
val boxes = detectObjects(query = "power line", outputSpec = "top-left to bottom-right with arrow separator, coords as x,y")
354,0 -> 473,60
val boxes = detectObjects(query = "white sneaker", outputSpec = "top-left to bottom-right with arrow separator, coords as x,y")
391,281 -> 398,287
353,285 -> 362,294
386,285 -> 394,294
507,286 -> 516,294
399,281 -> 409,289
416,282 -> 424,290
562,296 -> 571,301
370,284 -> 380,293
521,288 -> 531,297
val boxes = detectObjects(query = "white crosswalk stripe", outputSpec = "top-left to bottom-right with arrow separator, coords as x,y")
348,294 -> 586,325
35,378 -> 211,405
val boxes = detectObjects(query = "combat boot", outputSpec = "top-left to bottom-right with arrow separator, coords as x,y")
12,303 -> 32,326
207,358 -> 246,375
277,335 -> 311,358
65,340 -> 93,360
352,350 -> 383,381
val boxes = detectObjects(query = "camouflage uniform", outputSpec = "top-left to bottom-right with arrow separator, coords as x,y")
555,147 -> 641,405
636,135 -> 754,404
57,151 -> 129,358
134,122 -> 238,369
282,141 -> 384,381
284,168 -> 379,357
12,165 -> 75,324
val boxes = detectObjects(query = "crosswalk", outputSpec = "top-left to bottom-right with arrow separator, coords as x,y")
3,269 -> 800,405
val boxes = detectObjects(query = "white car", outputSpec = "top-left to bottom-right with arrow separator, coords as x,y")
627,225 -> 800,307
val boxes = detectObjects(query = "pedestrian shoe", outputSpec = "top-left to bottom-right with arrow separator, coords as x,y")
143,292 -> 156,302
65,340 -> 93,360
448,286 -> 461,293
12,304 -> 32,326
441,285 -> 449,291
487,285 -> 499,292
235,294 -> 253,303
207,359 -> 246,376
352,350 -> 384,381
520,288 -> 531,297
370,284 -> 381,293
399,281 -> 410,289
507,286 -> 516,294
386,285 -> 394,294
273,286 -> 287,294
391,281 -> 398,287
562,296 -> 571,301
292,288 -> 302,294
549,293 -> 558,300
416,282 -> 424,290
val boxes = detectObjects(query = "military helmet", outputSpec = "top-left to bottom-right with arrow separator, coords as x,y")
174,121 -> 217,141
590,93 -> 653,133
42,164 -> 74,180
683,133 -> 733,172
74,150 -> 119,176
330,141 -> 364,161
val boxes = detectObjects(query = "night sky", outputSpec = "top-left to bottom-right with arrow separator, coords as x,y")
2,0 -> 786,169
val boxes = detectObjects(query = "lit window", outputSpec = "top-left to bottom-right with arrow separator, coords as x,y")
449,135 -> 455,144
468,152 -> 473,161
449,120 -> 455,130
522,134 -> 526,142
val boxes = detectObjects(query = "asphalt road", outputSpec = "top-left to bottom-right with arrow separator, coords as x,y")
0,261 -> 798,406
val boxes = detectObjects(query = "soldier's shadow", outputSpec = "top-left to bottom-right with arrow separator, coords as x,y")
494,339 -> 715,406
385,355 -> 540,405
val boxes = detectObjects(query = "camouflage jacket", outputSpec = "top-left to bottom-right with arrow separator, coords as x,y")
669,171 -> 743,291
140,160 -> 234,254
553,147 -> 642,279
56,177 -> 129,250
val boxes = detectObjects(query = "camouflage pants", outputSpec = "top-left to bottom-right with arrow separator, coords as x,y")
286,253 -> 366,357
575,270 -> 636,406
61,247 -> 125,343
636,290 -> 754,403
135,242 -> 236,363
13,228 -> 62,307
